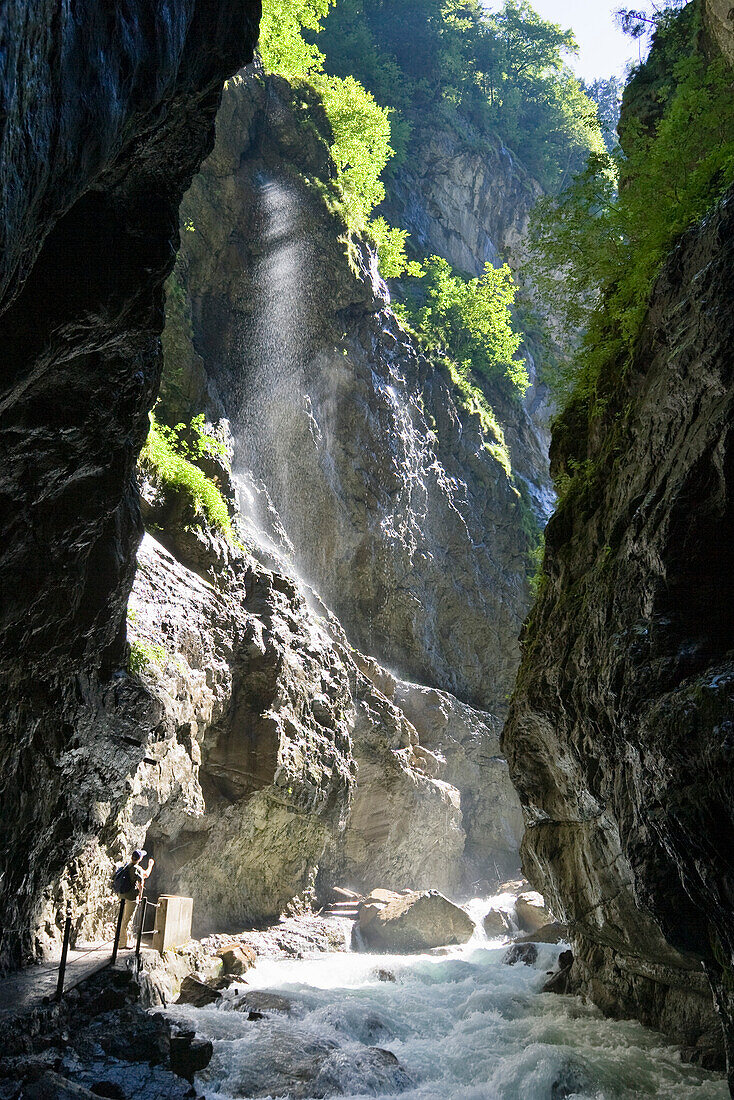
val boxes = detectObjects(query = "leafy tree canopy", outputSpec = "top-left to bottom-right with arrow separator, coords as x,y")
529,2 -> 734,401
398,256 -> 528,397
316,0 -> 605,190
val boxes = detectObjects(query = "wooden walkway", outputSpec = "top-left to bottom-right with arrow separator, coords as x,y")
0,942 -> 137,1021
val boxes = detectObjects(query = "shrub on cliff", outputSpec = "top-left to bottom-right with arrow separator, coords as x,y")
398,256 -> 528,397
139,415 -> 235,542
529,2 -> 734,403
258,0 -> 411,274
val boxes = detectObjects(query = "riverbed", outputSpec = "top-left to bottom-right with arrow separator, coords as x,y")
162,903 -> 728,1100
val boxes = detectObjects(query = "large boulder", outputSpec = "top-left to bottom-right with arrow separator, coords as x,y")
176,975 -> 221,1007
483,908 -> 511,938
217,944 -> 257,975
514,892 -> 551,933
357,891 -> 474,952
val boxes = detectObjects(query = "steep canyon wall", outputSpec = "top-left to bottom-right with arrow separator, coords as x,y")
0,10 -> 547,957
0,0 -> 261,963
503,10 -> 734,1077
148,68 -> 532,910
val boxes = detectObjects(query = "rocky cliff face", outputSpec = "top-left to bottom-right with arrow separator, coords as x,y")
0,0 -> 260,964
380,122 -> 553,481
1,8 -> 539,957
169,70 -> 540,714
704,0 -> 734,64
382,125 -> 541,281
503,180 -> 734,1075
148,68 -> 530,906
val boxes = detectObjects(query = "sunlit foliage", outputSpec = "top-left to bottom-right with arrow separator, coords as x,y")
399,257 -> 528,396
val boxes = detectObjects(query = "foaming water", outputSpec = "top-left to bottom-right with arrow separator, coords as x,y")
161,903 -> 727,1100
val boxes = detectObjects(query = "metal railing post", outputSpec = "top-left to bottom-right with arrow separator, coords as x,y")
55,902 -> 73,1002
135,897 -> 148,962
111,898 -> 125,965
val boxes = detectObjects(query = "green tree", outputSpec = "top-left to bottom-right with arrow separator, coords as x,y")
405,256 -> 528,395
529,24 -> 734,400
582,76 -> 623,152
259,0 -> 410,261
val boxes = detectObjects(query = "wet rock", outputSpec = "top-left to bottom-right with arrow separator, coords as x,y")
96,1010 -> 170,1065
24,1073 -> 100,1099
358,891 -> 474,953
311,1046 -> 413,1096
374,969 -> 396,982
233,991 -> 292,1014
503,943 -> 538,967
176,976 -> 221,1008
359,903 -> 386,930
514,892 -> 551,934
503,134 -> 734,1066
366,889 -> 404,905
543,950 -> 574,995
517,922 -> 567,945
217,1032 -> 338,1097
0,0 -> 260,965
217,944 -> 257,976
483,909 -> 511,938
89,1085 -> 125,1099
170,1035 -> 213,1082
363,1015 -> 392,1042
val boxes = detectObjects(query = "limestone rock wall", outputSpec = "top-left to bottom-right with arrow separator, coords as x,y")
170,69 -> 539,715
381,125 -> 540,281
154,68 -> 529,896
503,187 -> 734,1073
0,0 -> 260,965
380,122 -> 553,474
126,534 -> 356,934
322,657 -> 524,894
704,0 -> 734,64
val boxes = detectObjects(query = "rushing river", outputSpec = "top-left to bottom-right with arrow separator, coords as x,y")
162,901 -> 727,1100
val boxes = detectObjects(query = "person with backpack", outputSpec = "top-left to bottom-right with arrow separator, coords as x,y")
113,848 -> 155,948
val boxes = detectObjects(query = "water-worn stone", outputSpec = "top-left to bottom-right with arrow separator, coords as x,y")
170,1034 -> 213,1082
503,943 -> 538,967
543,950 -> 574,995
517,922 -> 567,945
311,1046 -> 413,1096
176,976 -> 221,1008
483,909 -> 511,938
218,945 -> 257,975
233,991 -> 292,1014
514,893 -> 551,934
357,891 -> 474,953
24,1074 -> 101,1100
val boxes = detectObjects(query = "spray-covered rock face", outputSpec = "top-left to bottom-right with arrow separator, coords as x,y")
170,70 -> 548,716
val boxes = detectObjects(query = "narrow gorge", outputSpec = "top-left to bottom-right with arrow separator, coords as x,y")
1,0 -> 734,1098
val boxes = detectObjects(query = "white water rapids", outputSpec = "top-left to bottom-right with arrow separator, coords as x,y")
161,899 -> 727,1100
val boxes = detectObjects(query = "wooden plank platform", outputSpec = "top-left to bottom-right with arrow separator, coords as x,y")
0,941 -> 143,1021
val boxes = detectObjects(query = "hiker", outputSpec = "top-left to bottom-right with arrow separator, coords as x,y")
113,848 -> 155,948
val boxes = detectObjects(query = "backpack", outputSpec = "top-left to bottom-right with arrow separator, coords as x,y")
112,863 -> 134,896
